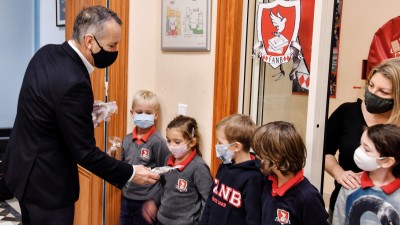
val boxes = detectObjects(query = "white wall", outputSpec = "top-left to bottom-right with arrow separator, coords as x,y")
38,0 -> 66,47
0,0 -> 34,128
0,0 -> 65,128
329,0 -> 400,114
127,1 -> 217,165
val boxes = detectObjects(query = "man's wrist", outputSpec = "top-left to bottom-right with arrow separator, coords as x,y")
127,165 -> 136,182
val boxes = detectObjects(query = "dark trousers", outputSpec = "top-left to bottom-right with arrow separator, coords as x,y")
19,200 -> 74,225
120,197 -> 153,225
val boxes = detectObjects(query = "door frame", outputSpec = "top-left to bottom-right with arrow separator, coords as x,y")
303,0 -> 334,189
211,0 -> 244,176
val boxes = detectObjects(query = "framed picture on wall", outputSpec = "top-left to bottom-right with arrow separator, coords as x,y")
161,0 -> 211,51
56,0 -> 66,27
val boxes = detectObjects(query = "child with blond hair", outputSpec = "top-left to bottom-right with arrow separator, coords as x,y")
119,90 -> 170,225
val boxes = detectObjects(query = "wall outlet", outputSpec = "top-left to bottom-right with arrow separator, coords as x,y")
178,104 -> 188,116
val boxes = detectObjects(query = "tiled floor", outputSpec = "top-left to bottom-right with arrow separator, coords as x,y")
5,199 -> 19,214
0,198 -> 21,225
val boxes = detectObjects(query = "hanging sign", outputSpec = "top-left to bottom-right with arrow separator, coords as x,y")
256,0 -> 300,68
253,0 -> 314,92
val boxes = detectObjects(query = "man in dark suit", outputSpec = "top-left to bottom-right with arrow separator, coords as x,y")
2,5 -> 160,225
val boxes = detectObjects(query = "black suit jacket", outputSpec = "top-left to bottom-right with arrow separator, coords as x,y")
3,42 -> 132,208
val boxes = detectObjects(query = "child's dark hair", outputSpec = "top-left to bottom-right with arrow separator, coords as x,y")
251,121 -> 306,176
167,115 -> 202,156
366,124 -> 400,178
216,114 -> 256,152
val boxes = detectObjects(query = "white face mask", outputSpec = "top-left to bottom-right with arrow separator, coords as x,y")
169,142 -> 190,159
215,143 -> 235,164
353,147 -> 386,171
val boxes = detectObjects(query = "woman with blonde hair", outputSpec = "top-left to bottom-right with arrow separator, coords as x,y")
325,58 -> 400,218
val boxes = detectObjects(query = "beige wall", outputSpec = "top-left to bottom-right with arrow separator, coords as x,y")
323,0 -> 400,206
328,0 -> 400,113
126,1 -> 218,165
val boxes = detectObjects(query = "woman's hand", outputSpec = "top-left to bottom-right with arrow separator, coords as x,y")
325,154 -> 361,189
335,170 -> 362,189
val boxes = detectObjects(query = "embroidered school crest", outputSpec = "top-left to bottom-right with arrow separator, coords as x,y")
176,179 -> 188,192
140,148 -> 150,160
275,209 -> 290,224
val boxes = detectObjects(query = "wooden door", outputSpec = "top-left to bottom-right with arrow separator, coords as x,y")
65,1 -> 129,224
211,0 -> 243,177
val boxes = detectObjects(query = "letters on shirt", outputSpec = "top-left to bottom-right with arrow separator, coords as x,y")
212,178 -> 242,208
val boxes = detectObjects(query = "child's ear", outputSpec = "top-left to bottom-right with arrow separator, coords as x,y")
188,138 -> 197,148
380,157 -> 396,169
154,111 -> 159,120
233,142 -> 243,152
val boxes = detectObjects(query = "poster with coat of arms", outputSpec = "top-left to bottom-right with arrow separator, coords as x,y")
253,0 -> 315,94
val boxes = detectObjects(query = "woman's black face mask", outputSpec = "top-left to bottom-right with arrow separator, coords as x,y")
364,88 -> 394,114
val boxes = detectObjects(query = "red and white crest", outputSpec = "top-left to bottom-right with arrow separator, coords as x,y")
140,148 -> 150,160
275,209 -> 290,224
176,179 -> 188,192
257,0 -> 300,68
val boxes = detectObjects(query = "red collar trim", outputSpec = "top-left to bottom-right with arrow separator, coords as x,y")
268,170 -> 304,197
131,126 -> 155,145
250,154 -> 255,160
167,149 -> 197,171
361,171 -> 400,195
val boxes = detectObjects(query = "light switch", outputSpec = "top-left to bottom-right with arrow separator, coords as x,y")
178,104 -> 188,116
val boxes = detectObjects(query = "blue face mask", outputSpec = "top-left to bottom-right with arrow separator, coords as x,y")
215,143 -> 235,164
133,114 -> 155,129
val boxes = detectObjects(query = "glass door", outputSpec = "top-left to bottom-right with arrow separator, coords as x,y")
239,0 -> 335,190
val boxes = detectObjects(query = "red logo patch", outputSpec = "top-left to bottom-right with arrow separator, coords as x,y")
275,209 -> 290,224
176,179 -> 188,192
140,148 -> 150,160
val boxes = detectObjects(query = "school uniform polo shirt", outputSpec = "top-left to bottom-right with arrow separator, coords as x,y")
121,125 -> 170,201
262,170 -> 328,225
157,150 -> 213,225
132,125 -> 155,145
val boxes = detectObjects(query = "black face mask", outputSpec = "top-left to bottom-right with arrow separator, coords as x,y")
91,35 -> 118,68
364,88 -> 394,114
